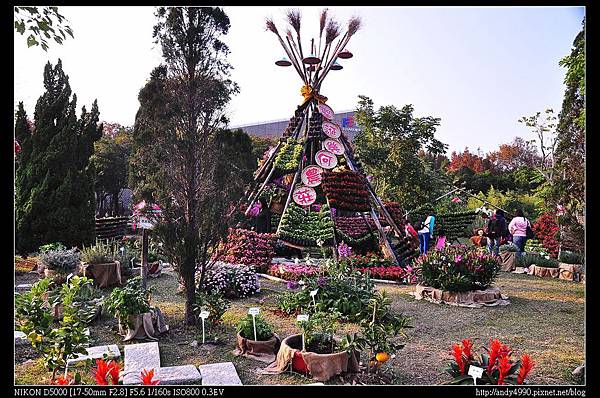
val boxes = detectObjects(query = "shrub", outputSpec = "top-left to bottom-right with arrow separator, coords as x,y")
499,242 -> 519,253
532,212 -> 560,258
81,240 -> 118,264
200,263 -> 260,298
237,314 -> 274,341
103,277 -> 152,328
558,251 -> 584,265
414,246 -> 500,292
38,242 -> 65,253
15,278 -> 54,343
193,290 -> 230,326
39,248 -> 80,273
517,253 -> 559,268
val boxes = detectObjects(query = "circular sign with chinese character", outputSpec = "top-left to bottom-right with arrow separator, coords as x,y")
322,138 -> 345,155
315,150 -> 338,169
293,186 -> 317,206
301,165 -> 324,187
322,121 -> 341,139
318,104 -> 335,120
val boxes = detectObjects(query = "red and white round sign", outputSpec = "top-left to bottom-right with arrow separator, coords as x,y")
322,139 -> 345,155
301,165 -> 324,187
318,103 -> 335,120
315,150 -> 338,169
322,121 -> 341,139
293,186 -> 317,206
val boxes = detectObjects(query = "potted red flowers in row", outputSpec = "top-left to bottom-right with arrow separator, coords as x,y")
51,359 -> 160,385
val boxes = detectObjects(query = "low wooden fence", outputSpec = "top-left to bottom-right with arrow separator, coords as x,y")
95,216 -> 131,240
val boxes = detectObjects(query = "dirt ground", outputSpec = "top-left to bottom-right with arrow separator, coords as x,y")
15,268 -> 585,385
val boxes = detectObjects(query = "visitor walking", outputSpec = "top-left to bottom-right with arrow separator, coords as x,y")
418,213 -> 436,255
470,228 -> 488,248
508,209 -> 531,257
434,227 -> 447,250
485,209 -> 508,256
255,198 -> 271,233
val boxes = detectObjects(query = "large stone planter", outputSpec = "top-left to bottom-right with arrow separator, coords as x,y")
499,252 -> 518,272
233,332 -> 280,363
413,284 -> 510,308
528,265 -> 560,279
262,334 -> 359,382
81,261 -> 122,288
558,263 -> 583,282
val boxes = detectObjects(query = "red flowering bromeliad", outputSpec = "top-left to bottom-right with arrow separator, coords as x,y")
445,338 -> 534,385
140,368 -> 160,385
93,358 -> 121,385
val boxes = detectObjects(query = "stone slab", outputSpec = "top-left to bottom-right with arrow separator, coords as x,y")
155,365 -> 202,385
199,362 -> 242,385
123,342 -> 161,385
66,344 -> 121,367
15,331 -> 28,346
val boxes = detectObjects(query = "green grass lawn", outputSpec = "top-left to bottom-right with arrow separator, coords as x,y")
15,270 -> 585,385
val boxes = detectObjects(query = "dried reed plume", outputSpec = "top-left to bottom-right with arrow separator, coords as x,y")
286,9 -> 301,34
265,18 -> 278,34
325,19 -> 341,44
319,8 -> 329,36
285,28 -> 294,42
347,16 -> 362,37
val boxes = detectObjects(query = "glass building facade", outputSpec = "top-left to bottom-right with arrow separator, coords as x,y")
231,110 -> 362,141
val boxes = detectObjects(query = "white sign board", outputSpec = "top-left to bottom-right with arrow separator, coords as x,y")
315,150 -> 338,169
248,307 -> 260,316
137,216 -> 156,230
323,139 -> 345,155
318,103 -> 335,120
293,186 -> 317,206
199,311 -> 210,320
468,365 -> 484,385
297,314 -> 309,322
322,121 -> 341,139
301,165 -> 324,187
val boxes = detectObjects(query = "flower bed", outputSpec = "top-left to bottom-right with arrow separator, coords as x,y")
201,262 -> 260,298
267,262 -> 320,281
340,253 -> 394,269
321,171 -> 370,212
277,203 -> 335,247
382,202 -> 406,228
220,229 -> 277,273
354,266 -> 418,284
334,216 -> 376,248
414,246 -> 500,292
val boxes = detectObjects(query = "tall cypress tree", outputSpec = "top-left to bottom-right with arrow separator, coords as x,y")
15,60 -> 102,254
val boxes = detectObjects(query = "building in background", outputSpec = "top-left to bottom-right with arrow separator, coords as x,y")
231,110 -> 362,140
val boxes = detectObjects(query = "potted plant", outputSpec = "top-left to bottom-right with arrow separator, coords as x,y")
234,314 -> 280,362
81,241 -> 122,288
103,277 -> 153,340
39,248 -> 81,285
557,251 -> 584,281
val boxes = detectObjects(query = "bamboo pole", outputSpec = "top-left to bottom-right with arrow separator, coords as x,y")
244,166 -> 276,216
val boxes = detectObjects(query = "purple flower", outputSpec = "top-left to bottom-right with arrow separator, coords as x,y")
287,280 -> 299,290
454,255 -> 463,263
338,241 -> 352,259
317,276 -> 328,286
248,201 -> 262,217
331,208 -> 337,217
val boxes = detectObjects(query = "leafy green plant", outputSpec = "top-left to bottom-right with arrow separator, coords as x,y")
499,242 -> 519,253
237,314 -> 274,341
296,311 -> 341,354
273,138 -> 303,173
558,251 -> 584,265
103,277 -> 151,329
39,248 -> 80,273
15,278 -> 54,346
81,240 -> 118,264
516,253 -> 559,268
193,290 -> 230,326
58,276 -> 102,324
38,242 -> 66,253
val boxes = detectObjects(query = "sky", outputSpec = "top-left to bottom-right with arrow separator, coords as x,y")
13,6 -> 585,154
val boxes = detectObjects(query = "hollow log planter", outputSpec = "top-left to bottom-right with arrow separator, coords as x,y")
118,309 -> 169,342
558,263 -> 583,282
80,261 -> 122,289
528,265 -> 560,279
268,334 -> 360,382
234,332 -> 281,363
413,284 -> 509,307
499,251 -> 518,272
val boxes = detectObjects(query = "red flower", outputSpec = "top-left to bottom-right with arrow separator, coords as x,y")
496,355 -> 513,385
486,339 -> 502,374
452,343 -> 465,374
140,368 -> 160,385
517,354 -> 535,384
94,359 -> 120,385
52,375 -> 72,385
461,339 -> 474,362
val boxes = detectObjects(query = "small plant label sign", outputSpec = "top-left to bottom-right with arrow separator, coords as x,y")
248,307 -> 260,316
468,365 -> 484,385
309,289 -> 318,307
297,314 -> 309,351
199,310 -> 209,344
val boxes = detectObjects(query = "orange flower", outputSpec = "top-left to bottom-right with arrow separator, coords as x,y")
52,375 -> 72,385
496,355 -> 513,385
452,343 -> 465,374
140,368 -> 160,385
461,339 -> 474,362
517,354 -> 535,384
94,359 -> 120,385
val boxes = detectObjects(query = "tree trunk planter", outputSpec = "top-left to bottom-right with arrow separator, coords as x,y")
499,252 -> 518,272
233,332 -> 281,363
558,263 -> 583,282
118,309 -> 169,342
413,284 -> 510,308
528,265 -> 560,279
43,268 -> 68,285
262,334 -> 360,382
80,261 -> 122,288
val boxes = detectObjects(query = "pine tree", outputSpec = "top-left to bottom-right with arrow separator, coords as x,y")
15,60 -> 102,254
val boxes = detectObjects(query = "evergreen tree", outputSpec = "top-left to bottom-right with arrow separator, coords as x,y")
15,60 -> 102,254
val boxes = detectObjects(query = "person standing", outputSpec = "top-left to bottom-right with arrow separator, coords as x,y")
418,213 -> 436,255
485,209 -> 508,256
508,209 -> 531,257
